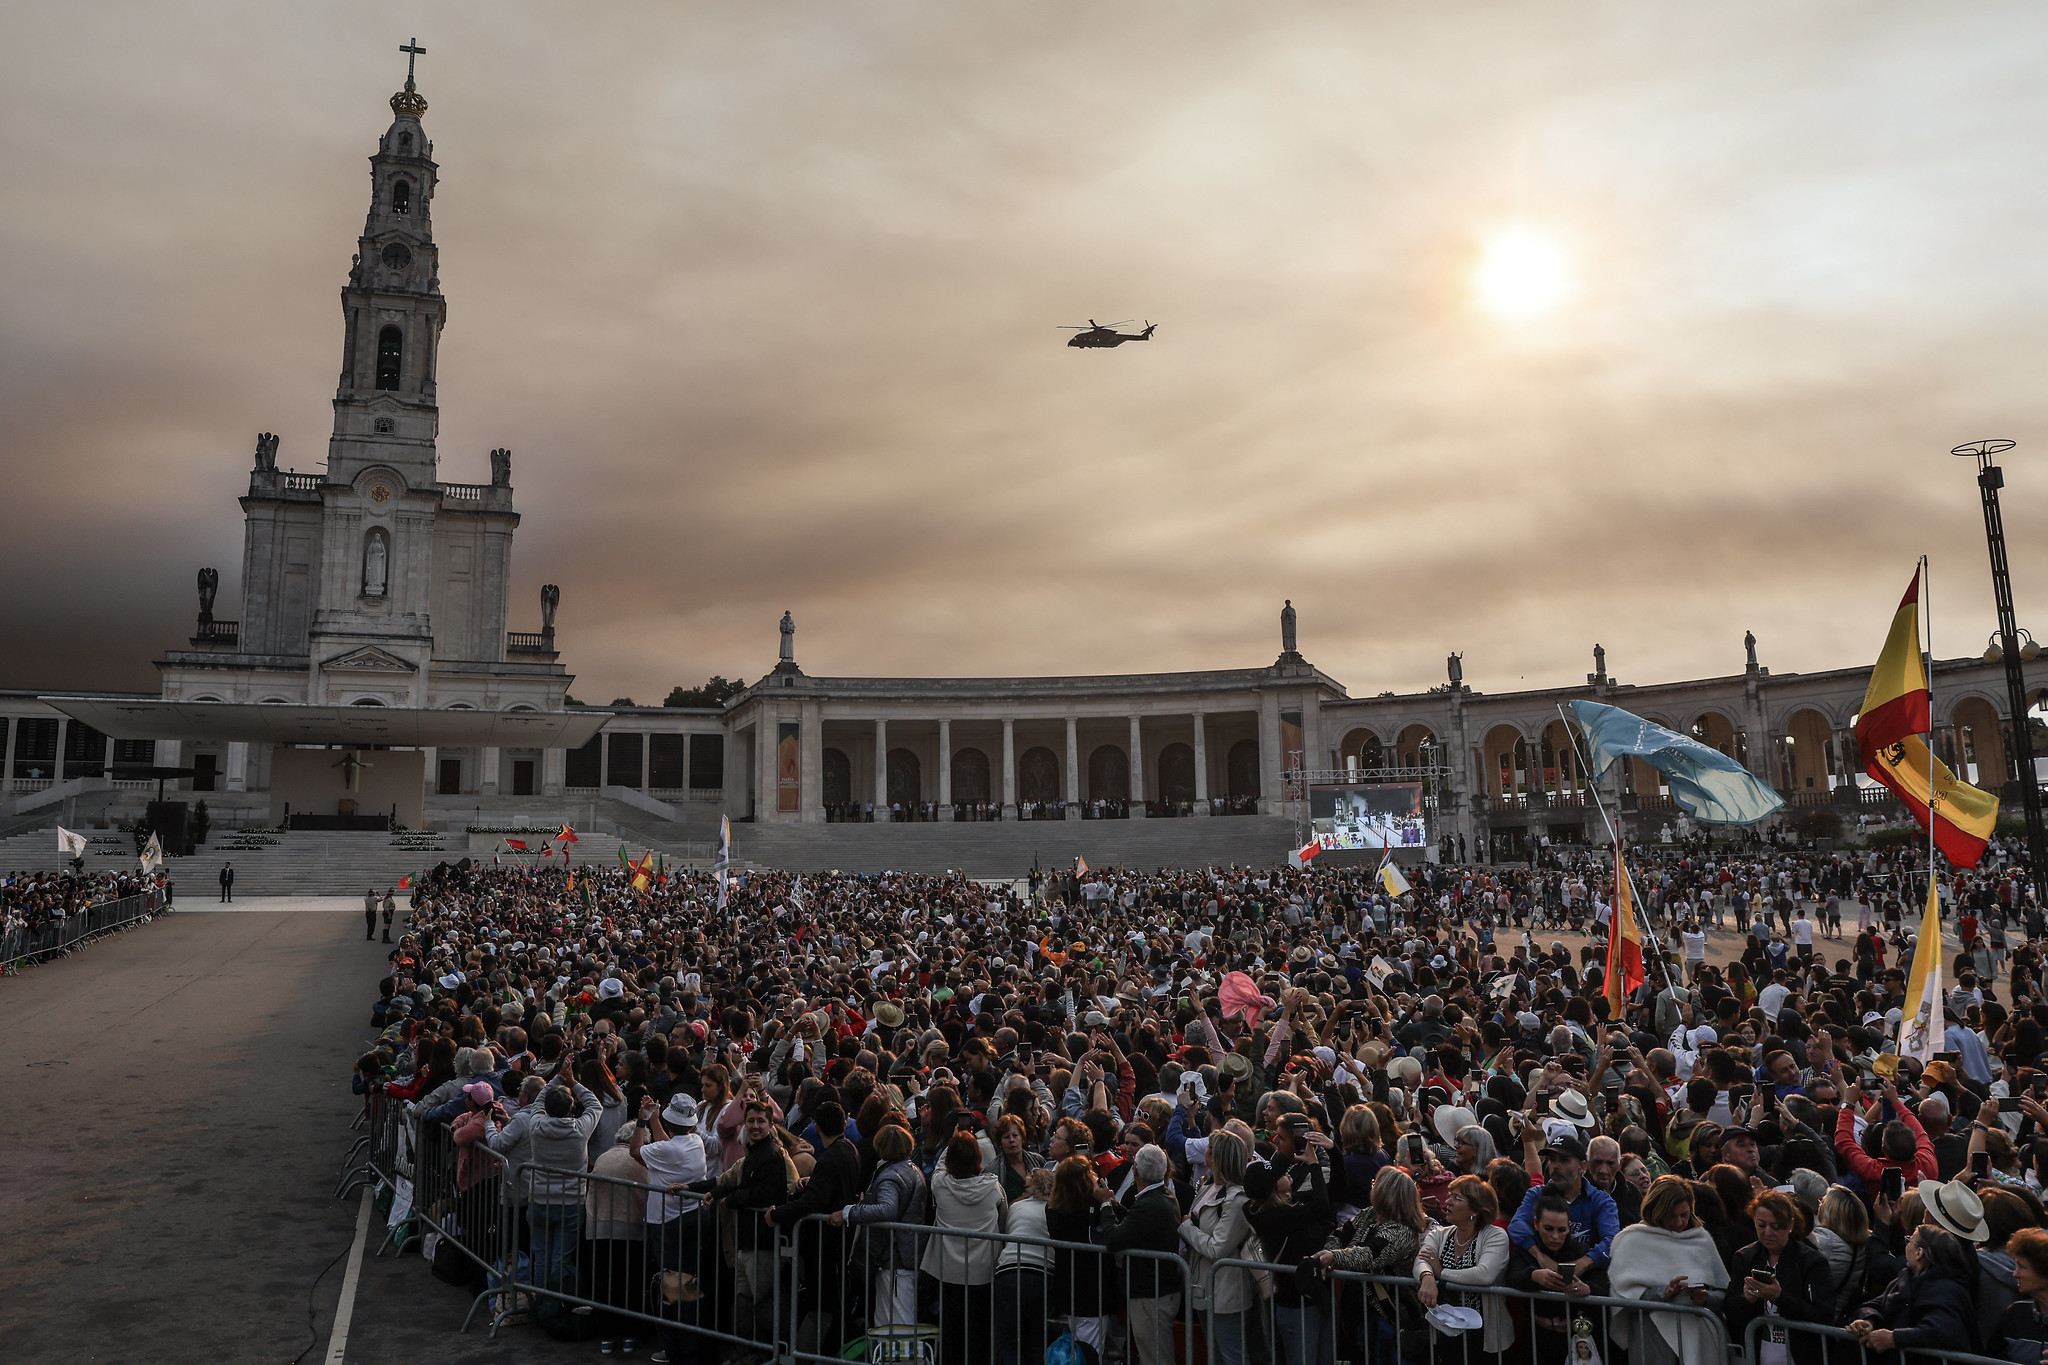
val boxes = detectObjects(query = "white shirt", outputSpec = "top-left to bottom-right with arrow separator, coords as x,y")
1682,930 -> 1707,962
1792,918 -> 1814,946
637,1131 -> 709,1223
1758,983 -> 1791,1021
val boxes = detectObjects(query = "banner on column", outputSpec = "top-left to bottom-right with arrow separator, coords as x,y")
777,721 -> 800,812
1280,709 -> 1305,799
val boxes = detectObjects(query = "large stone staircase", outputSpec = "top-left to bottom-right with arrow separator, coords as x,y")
0,826 -> 704,897
0,815 -> 1300,891
724,816 -> 1301,877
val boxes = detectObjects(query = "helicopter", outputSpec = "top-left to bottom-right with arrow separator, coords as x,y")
1061,319 -> 1157,348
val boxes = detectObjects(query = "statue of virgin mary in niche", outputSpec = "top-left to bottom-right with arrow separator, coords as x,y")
364,532 -> 388,598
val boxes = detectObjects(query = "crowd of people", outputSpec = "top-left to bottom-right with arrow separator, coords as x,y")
2,865 -> 167,946
355,835 -> 2048,1365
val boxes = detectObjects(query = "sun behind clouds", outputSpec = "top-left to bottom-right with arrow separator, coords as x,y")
1473,222 -> 1577,322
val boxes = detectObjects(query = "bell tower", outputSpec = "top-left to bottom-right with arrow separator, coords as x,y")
328,40 -> 444,488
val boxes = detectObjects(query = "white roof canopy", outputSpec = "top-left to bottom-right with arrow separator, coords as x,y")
40,697 -> 613,748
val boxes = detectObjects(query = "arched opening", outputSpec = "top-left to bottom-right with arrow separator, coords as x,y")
1481,725 -> 1527,800
822,747 -> 851,805
1780,707 -> 1836,792
1341,729 -> 1384,771
1226,740 -> 1260,802
886,748 -> 921,808
397,132 -> 413,153
391,178 -> 412,214
1690,712 -> 1740,759
1158,743 -> 1196,804
375,325 -> 403,390
1396,725 -> 1437,770
1951,696 -> 2009,789
951,747 -> 990,803
1018,746 -> 1059,804
1088,745 -> 1129,801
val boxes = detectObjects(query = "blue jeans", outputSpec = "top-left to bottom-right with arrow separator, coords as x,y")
527,1202 -> 581,1297
1209,1310 -> 1247,1365
1275,1303 -> 1328,1365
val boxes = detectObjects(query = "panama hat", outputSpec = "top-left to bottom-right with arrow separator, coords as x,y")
1548,1090 -> 1595,1128
1433,1105 -> 1478,1146
1918,1180 -> 1989,1243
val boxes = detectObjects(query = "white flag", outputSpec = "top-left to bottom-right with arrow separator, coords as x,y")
716,815 -> 731,910
56,827 -> 87,857
139,832 -> 163,874
1901,959 -> 1945,1066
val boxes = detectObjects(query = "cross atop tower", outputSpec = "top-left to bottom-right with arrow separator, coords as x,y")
399,38 -> 426,89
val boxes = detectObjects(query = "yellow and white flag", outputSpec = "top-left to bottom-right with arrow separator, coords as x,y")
139,832 -> 163,874
1378,856 -> 1410,897
56,827 -> 88,857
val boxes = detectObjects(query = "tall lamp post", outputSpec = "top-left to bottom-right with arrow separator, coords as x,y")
1954,438 -> 2048,903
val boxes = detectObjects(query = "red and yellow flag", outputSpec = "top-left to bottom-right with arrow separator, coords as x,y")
1868,735 -> 1998,867
628,852 -> 657,893
1855,567 -> 1998,868
1856,574 -> 1932,763
1605,846 -> 1644,1015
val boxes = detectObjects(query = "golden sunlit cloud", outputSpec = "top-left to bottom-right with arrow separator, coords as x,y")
1473,222 -> 1576,321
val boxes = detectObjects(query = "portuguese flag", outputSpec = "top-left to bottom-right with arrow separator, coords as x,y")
1855,566 -> 1998,867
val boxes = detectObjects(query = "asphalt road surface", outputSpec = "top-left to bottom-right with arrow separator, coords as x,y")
1,900 -> 567,1364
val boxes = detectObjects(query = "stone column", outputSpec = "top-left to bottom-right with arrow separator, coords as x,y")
542,746 -> 565,798
157,739 -> 180,790
1257,694 -> 1283,814
938,720 -> 954,819
598,734 -> 610,788
1128,715 -> 1147,818
801,701 -> 823,822
481,746 -> 501,796
1002,720 -> 1017,818
53,718 -> 69,782
1064,717 -> 1081,818
1192,712 -> 1210,815
422,747 -> 437,800
874,718 -> 890,821
226,741 -> 249,793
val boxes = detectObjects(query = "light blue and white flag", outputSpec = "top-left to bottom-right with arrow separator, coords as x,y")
1569,699 -> 1786,825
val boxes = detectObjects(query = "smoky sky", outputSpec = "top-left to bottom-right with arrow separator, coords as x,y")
6,2 -> 2048,703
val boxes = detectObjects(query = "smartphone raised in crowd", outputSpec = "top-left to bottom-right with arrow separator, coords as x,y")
1974,1151 -> 1992,1179
1882,1167 -> 1905,1203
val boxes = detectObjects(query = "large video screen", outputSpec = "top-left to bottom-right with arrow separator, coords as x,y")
1310,782 -> 1426,851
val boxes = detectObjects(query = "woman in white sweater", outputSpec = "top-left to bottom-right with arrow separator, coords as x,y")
1178,1131 -> 1257,1365
1414,1174 -> 1513,1355
922,1132 -> 1008,1365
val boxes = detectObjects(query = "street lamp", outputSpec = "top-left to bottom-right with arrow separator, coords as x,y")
1954,439 -> 2047,902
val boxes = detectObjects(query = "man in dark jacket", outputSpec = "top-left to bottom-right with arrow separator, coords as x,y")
695,1100 -> 789,1350
769,1101 -> 864,1356
1097,1144 -> 1184,1365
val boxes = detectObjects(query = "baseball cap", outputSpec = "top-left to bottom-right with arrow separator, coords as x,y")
1542,1133 -> 1587,1160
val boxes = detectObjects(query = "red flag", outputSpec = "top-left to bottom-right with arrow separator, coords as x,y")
398,875 -> 411,889
1605,846 -> 1645,1013
557,824 -> 580,844
504,839 -> 528,851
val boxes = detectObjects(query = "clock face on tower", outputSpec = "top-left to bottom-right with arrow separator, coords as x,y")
380,242 -> 412,269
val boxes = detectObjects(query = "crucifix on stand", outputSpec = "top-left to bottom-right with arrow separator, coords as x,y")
334,751 -> 374,792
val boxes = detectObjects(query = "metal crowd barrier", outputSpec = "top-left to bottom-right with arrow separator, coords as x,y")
0,888 -> 166,969
1741,1313 -> 2023,1365
336,1122 -> 2034,1365
1207,1257 -> 1733,1365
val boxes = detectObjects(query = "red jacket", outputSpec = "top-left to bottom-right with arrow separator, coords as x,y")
1834,1102 -> 1938,1187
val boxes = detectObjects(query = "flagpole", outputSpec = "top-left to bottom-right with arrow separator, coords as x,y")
1913,555 -> 1943,1053
1556,704 -> 1679,997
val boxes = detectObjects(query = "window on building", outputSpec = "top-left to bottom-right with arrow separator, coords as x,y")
376,326 -> 403,390
192,753 -> 218,792
65,721 -> 108,778
688,734 -> 724,790
564,736 -> 602,788
113,739 -> 156,767
12,717 -> 57,779
607,733 -> 644,789
391,178 -> 411,214
398,132 -> 413,152
648,734 -> 687,789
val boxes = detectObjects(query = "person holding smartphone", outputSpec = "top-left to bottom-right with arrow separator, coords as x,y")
1725,1189 -> 1835,1365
